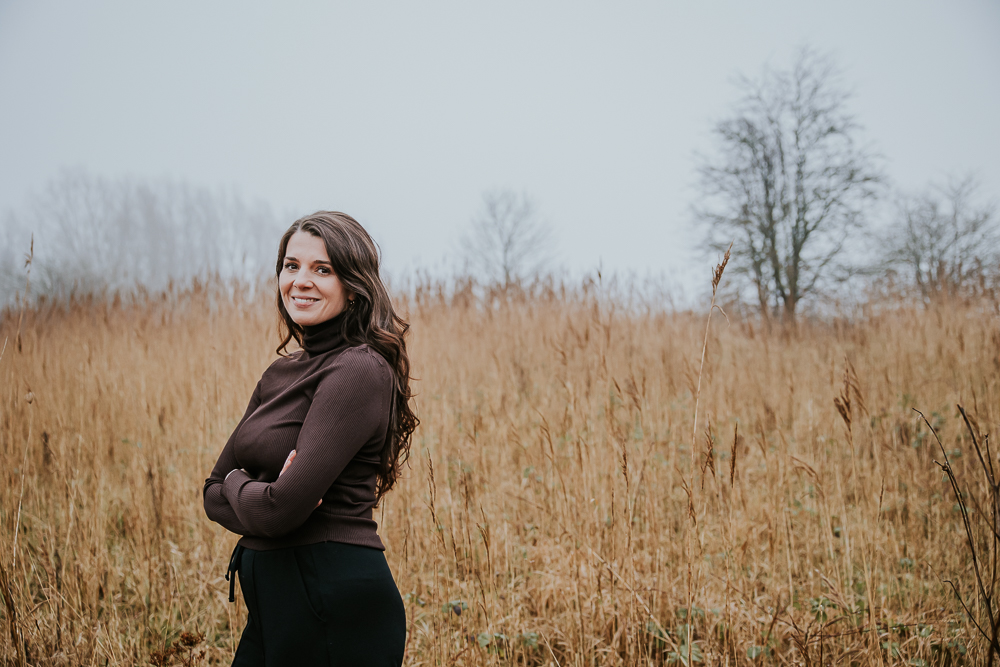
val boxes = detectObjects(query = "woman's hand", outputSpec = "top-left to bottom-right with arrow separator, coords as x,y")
279,449 -> 297,477
279,450 -> 323,509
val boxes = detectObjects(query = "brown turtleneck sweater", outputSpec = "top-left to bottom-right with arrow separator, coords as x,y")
203,315 -> 392,551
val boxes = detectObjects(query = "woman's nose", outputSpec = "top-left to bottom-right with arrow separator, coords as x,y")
293,273 -> 314,288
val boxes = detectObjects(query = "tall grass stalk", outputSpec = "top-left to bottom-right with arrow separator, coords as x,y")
0,280 -> 997,665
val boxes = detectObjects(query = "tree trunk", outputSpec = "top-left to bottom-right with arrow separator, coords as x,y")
782,292 -> 798,326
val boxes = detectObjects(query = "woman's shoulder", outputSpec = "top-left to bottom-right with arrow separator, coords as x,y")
306,345 -> 392,404
263,349 -> 305,370
260,344 -> 389,382
339,344 -> 390,378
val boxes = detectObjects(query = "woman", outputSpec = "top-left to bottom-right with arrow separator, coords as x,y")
203,211 -> 417,666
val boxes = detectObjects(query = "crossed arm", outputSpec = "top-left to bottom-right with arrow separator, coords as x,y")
202,349 -> 389,539
203,382 -> 261,535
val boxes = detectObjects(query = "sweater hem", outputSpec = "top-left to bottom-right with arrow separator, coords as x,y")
235,516 -> 385,552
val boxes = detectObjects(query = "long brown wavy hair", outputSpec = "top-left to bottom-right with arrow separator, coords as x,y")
275,211 -> 418,504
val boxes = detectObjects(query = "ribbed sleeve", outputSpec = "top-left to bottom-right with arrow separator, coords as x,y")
203,381 -> 262,535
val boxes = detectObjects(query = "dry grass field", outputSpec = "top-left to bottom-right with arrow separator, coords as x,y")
1,281 -> 998,666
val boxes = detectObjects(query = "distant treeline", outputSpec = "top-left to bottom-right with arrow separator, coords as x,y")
1,164 -> 997,316
0,168 -> 283,309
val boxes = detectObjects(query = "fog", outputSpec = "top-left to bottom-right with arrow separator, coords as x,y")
1,1 -> 998,303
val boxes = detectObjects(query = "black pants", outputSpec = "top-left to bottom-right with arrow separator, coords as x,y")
232,541 -> 406,666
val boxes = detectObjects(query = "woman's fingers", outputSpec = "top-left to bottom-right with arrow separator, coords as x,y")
316,498 -> 323,508
279,449 -> 296,477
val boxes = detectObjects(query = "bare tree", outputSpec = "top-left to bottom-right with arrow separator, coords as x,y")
0,168 -> 283,307
695,48 -> 882,323
884,176 -> 998,301
461,189 -> 553,287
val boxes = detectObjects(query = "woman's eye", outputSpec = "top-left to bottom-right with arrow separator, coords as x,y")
283,262 -> 297,271
317,267 -> 330,275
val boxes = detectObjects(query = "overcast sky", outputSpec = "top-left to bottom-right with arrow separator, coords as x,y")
1,1 -> 998,297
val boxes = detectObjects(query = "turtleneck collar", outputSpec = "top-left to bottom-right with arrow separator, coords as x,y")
301,313 -> 347,355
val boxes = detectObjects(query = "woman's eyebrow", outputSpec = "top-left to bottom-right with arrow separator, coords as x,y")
284,255 -> 332,266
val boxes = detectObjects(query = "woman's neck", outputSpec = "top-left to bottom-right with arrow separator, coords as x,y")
301,313 -> 346,354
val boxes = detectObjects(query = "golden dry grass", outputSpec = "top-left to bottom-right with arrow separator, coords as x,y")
1,283 -> 998,666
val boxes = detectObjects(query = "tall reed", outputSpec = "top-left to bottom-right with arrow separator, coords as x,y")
0,282 -> 997,665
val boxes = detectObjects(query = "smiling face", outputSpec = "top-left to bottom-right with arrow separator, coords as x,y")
279,231 -> 352,327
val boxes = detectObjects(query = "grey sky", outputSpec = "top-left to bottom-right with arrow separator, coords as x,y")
1,1 -> 998,297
